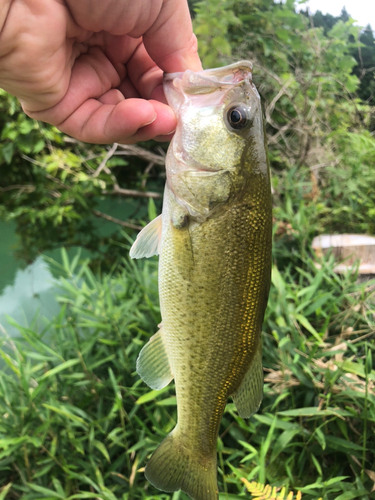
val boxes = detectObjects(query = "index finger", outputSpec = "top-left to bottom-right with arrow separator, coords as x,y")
143,0 -> 202,74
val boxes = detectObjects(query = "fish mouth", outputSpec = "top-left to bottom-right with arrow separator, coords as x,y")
163,61 -> 254,113
163,61 -> 253,88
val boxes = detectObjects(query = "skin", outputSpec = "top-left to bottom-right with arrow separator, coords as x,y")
0,0 -> 202,144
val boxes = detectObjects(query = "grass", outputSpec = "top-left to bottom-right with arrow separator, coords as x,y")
0,240 -> 374,499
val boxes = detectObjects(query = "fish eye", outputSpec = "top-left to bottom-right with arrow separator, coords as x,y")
226,105 -> 251,131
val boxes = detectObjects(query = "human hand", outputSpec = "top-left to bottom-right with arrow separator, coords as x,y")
0,0 -> 202,144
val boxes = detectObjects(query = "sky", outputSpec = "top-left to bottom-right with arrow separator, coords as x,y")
298,0 -> 375,29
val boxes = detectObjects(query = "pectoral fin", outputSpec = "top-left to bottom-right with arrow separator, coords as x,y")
136,327 -> 173,390
129,215 -> 162,259
232,341 -> 263,418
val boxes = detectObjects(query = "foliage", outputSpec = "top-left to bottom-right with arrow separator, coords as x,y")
302,8 -> 375,107
305,7 -> 350,34
353,26 -> 375,106
0,91 -> 165,267
313,131 -> 375,235
194,0 -> 375,237
193,0 -> 241,67
0,252 -> 162,499
0,0 -> 375,265
0,244 -> 374,499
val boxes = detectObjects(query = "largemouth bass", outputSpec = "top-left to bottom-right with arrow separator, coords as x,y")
130,61 -> 272,500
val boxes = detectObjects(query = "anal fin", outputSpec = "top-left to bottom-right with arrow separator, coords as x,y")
136,327 -> 173,390
130,214 -> 162,259
232,340 -> 263,418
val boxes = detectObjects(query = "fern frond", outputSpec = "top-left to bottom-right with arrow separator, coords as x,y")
240,479 -> 321,500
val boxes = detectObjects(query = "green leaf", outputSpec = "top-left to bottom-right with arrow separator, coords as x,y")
338,360 -> 374,379
254,414 -> 299,430
271,428 -> 300,462
310,453 -> 323,476
0,483 -> 12,500
303,293 -> 332,316
278,407 -> 352,417
27,483 -> 65,499
42,404 -> 88,427
135,386 -> 170,405
156,396 -> 177,406
294,314 -> 324,344
148,198 -> 157,222
67,495 -> 104,500
0,351 -> 20,377
334,490 -> 370,500
52,479 -> 66,499
271,266 -> 286,296
2,142 -> 14,164
93,440 -> 111,463
324,476 -> 350,486
39,359 -> 80,380
325,436 -> 363,452
0,437 -> 28,449
365,347 -> 373,376
315,427 -> 326,450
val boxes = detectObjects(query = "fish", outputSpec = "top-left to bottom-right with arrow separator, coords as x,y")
130,61 -> 272,500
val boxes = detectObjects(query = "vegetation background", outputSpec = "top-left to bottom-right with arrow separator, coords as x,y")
0,0 -> 374,499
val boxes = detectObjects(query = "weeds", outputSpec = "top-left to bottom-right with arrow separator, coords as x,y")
0,245 -> 374,499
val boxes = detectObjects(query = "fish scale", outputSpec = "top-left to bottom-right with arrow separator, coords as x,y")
130,61 -> 272,500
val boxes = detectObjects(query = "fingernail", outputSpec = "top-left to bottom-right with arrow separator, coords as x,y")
141,114 -> 157,127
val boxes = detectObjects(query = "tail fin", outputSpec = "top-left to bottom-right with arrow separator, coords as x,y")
145,430 -> 218,500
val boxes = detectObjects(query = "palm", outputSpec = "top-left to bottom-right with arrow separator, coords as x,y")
49,31 -> 171,143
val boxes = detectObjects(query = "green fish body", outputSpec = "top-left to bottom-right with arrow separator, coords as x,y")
130,61 -> 272,500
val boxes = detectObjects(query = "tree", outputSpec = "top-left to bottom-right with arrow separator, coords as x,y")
300,8 -> 375,107
194,0 -> 375,235
352,25 -> 375,105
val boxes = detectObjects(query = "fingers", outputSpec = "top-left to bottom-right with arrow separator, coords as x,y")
123,41 -> 164,99
67,0 -> 202,74
97,89 -> 125,105
49,98 -> 176,145
7,0 -> 201,146
144,0 -> 202,73
65,0 -> 162,36
22,39 -> 176,144
83,33 -> 165,102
